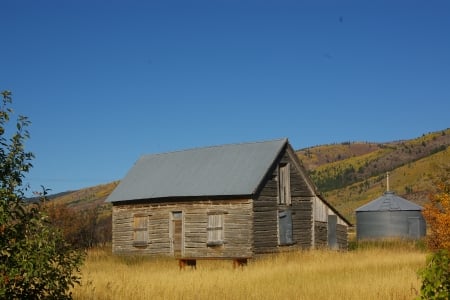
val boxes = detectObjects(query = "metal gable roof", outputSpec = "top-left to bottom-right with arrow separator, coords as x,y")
106,139 -> 288,203
355,191 -> 423,212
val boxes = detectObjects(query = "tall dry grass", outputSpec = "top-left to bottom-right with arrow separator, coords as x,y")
72,243 -> 426,300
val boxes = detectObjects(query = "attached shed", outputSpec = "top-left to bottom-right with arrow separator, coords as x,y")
355,191 -> 426,240
106,139 -> 351,259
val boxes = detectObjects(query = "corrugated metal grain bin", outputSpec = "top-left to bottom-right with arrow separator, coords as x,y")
355,191 -> 426,240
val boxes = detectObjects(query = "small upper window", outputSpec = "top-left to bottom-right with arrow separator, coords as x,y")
278,163 -> 291,205
133,214 -> 148,247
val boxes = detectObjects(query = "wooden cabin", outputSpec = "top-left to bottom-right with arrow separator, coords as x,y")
106,139 -> 351,259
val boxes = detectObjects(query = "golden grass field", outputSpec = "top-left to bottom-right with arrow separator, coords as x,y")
72,241 -> 427,300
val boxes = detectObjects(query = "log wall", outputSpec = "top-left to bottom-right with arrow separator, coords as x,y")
314,221 -> 328,248
112,199 -> 253,257
253,151 -> 313,254
337,224 -> 348,250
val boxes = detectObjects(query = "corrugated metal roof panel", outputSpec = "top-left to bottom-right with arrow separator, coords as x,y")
355,191 -> 423,212
106,139 -> 287,202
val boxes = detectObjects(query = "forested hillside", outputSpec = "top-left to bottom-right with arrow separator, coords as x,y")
48,128 -> 450,228
297,129 -> 450,192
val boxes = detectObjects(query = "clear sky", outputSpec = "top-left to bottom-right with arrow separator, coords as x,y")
1,0 -> 449,195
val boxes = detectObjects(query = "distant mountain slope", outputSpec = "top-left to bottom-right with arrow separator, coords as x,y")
297,142 -> 381,170
297,129 -> 450,192
323,147 -> 450,223
47,129 -> 450,224
48,181 -> 119,210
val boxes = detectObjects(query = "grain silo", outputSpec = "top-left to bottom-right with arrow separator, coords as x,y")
355,174 -> 426,240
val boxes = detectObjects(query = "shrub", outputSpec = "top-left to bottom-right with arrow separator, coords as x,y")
418,167 -> 450,299
418,250 -> 450,299
45,203 -> 100,249
422,171 -> 450,251
0,91 -> 84,299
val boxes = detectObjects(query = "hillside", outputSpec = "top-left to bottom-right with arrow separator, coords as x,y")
47,128 -> 450,224
323,146 -> 449,223
296,128 -> 450,222
297,129 -> 450,192
46,181 -> 119,211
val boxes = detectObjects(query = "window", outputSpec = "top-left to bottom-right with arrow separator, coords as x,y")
207,213 -> 224,246
278,210 -> 293,245
278,163 -> 291,205
133,214 -> 148,247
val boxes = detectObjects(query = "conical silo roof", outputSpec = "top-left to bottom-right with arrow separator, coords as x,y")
355,191 -> 423,212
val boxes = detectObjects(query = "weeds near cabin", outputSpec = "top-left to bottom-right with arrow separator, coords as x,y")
72,243 -> 425,300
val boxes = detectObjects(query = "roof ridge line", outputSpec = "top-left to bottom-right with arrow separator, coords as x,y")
141,138 -> 288,157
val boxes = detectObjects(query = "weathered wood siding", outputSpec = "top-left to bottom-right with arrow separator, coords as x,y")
313,193 -> 350,250
337,224 -> 348,250
293,197 -> 314,248
112,199 -> 252,257
314,221 -> 348,250
314,197 -> 328,222
314,221 -> 328,248
253,150 -> 314,254
253,195 -> 278,253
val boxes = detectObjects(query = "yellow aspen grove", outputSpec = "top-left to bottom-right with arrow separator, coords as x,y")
422,171 -> 450,252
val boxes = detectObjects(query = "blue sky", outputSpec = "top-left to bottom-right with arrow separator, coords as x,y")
1,0 -> 449,195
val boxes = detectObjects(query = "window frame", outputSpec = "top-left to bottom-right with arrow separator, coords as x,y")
207,212 -> 225,247
278,163 -> 292,206
278,209 -> 294,246
132,214 -> 149,247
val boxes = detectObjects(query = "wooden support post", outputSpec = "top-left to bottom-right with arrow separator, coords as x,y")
178,258 -> 248,269
178,259 -> 197,270
232,258 -> 248,269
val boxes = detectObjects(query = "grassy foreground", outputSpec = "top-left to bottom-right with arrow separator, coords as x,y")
72,243 -> 426,300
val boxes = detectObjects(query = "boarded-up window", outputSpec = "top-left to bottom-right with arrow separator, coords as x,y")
207,213 -> 224,246
133,214 -> 148,247
279,163 -> 291,205
278,210 -> 293,245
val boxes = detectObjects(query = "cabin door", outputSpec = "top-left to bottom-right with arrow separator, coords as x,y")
171,211 -> 183,256
408,217 -> 420,239
278,210 -> 293,245
327,215 -> 338,250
